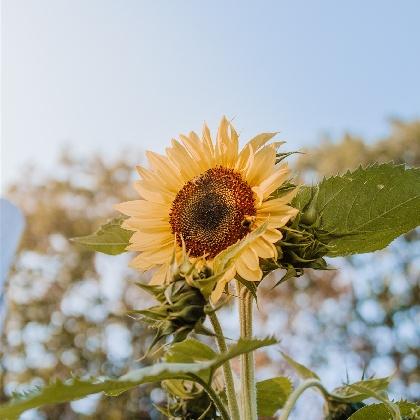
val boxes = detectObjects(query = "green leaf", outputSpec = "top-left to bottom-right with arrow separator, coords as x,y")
347,401 -> 419,420
256,377 -> 292,417
0,337 -> 276,419
71,216 -> 133,255
332,376 -> 391,403
300,164 -> 420,256
165,339 -> 217,363
281,352 -> 320,380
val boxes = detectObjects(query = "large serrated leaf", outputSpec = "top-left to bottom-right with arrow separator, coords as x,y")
0,337 -> 276,419
257,376 -> 292,417
300,164 -> 420,256
332,376 -> 391,403
347,401 -> 419,420
71,216 -> 133,255
281,352 -> 320,380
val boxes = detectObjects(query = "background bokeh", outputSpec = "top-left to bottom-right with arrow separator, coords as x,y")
1,1 -> 420,419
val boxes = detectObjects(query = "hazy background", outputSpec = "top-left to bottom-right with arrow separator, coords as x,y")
3,0 -> 420,191
1,1 -> 420,419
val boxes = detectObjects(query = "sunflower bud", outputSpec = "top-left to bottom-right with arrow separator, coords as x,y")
324,400 -> 365,420
300,186 -> 319,226
158,380 -> 220,420
132,261 -> 218,354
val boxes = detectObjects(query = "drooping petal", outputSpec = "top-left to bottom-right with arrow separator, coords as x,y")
235,256 -> 263,281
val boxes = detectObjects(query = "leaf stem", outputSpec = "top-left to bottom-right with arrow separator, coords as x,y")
189,374 -> 231,420
238,281 -> 258,420
278,378 -> 330,420
208,311 -> 241,420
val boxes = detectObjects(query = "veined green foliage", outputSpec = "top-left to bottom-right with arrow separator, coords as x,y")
256,376 -> 293,417
294,163 -> 420,257
0,337 -> 277,419
331,376 -> 392,403
71,216 -> 132,255
347,401 -> 420,420
164,338 -> 217,363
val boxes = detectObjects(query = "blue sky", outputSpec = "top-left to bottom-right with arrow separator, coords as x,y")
2,0 -> 420,191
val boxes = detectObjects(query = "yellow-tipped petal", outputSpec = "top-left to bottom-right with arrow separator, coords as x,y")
253,163 -> 290,200
115,200 -> 168,218
244,145 -> 277,185
240,246 -> 260,270
235,256 -> 262,282
251,237 -> 278,259
150,264 -> 170,285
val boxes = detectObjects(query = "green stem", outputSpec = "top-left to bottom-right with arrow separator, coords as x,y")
208,311 -> 241,420
189,374 -> 231,420
238,282 -> 257,420
278,379 -> 330,420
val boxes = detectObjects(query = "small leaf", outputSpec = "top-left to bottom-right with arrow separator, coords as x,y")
71,217 -> 133,255
302,164 -> 420,256
281,352 -> 320,380
332,376 -> 391,403
257,377 -> 292,417
347,401 -> 419,420
165,339 -> 217,363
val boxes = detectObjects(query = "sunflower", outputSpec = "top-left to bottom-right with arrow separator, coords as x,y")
116,117 -> 298,301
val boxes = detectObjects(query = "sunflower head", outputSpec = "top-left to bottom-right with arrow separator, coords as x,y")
116,117 -> 298,301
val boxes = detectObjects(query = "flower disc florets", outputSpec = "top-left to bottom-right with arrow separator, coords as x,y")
169,167 -> 256,258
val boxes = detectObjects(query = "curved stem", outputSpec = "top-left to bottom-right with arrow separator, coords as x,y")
208,311 -> 241,420
189,374 -> 231,420
238,282 -> 257,420
278,379 -> 330,420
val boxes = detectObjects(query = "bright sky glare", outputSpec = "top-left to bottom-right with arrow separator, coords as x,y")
2,0 -> 420,192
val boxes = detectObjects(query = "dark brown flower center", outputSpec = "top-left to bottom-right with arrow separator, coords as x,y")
169,167 -> 256,258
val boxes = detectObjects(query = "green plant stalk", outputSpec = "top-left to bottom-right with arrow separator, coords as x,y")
278,379 -> 330,420
238,282 -> 258,420
189,374 -> 231,420
208,311 -> 241,420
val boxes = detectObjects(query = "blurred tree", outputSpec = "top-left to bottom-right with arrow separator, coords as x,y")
295,119 -> 419,397
254,118 -> 419,410
1,119 -> 419,419
0,151 -> 163,419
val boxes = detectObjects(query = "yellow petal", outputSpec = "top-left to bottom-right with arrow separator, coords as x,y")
167,139 -> 203,181
127,231 -> 173,251
115,200 -> 168,218
139,244 -> 174,264
146,151 -> 184,191
258,190 -> 298,212
235,256 -> 262,281
246,132 -> 278,152
210,265 -> 236,303
244,145 -> 276,186
150,264 -> 170,285
253,164 -> 290,200
262,228 -> 283,243
239,246 -> 260,270
134,180 -> 175,203
130,254 -> 155,271
251,237 -> 277,259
